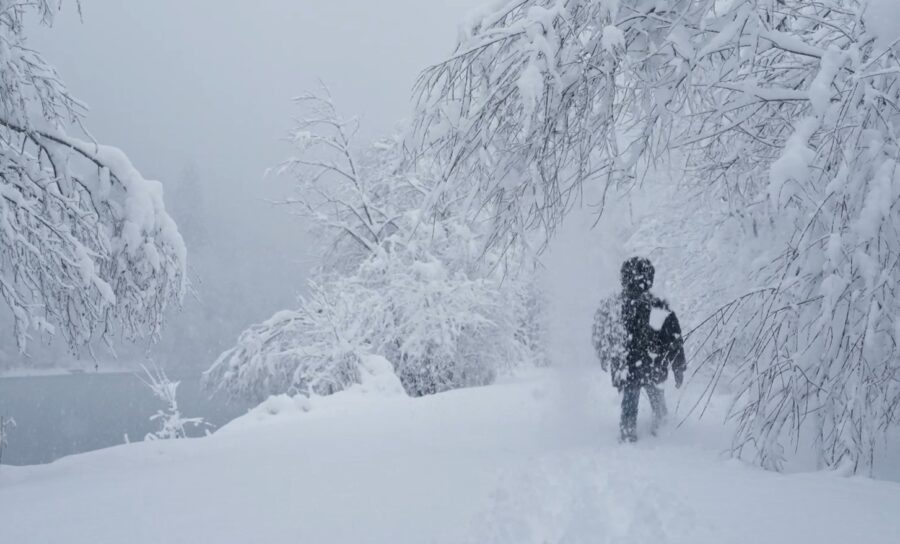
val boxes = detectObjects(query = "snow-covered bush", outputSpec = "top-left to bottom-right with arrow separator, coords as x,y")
0,1 -> 186,353
416,0 -> 900,472
202,283 -> 374,403
205,93 -> 543,401
140,366 -> 208,440
356,214 -> 525,396
0,414 -> 14,465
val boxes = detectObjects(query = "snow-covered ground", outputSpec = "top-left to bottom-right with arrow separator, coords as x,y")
2,365 -> 898,544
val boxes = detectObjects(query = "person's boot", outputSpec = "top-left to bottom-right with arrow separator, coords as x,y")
619,385 -> 640,443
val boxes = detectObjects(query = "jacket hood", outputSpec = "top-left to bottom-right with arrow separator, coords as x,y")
621,257 -> 654,296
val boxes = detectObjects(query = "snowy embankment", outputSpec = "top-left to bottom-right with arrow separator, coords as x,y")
2,365 -> 898,544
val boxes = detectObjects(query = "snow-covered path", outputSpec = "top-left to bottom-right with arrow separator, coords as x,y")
1,368 -> 898,544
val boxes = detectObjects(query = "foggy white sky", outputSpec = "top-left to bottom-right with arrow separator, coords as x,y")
26,0 -> 486,367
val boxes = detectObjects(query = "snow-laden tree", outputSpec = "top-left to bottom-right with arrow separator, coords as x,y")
682,0 -> 900,473
0,1 -> 185,352
416,0 -> 900,472
413,0 -> 706,241
204,94 -> 543,402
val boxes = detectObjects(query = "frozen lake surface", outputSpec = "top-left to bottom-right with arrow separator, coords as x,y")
0,372 -> 249,465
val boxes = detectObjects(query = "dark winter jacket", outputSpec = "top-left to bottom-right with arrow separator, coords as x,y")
620,292 -> 685,387
592,257 -> 686,389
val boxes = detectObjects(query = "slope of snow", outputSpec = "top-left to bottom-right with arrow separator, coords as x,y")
2,367 -> 899,544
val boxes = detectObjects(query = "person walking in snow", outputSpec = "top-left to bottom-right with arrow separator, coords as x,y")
592,257 -> 686,442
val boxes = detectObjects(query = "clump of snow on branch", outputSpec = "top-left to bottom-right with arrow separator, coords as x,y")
204,92 -> 545,402
0,0 -> 186,353
139,365 -> 209,441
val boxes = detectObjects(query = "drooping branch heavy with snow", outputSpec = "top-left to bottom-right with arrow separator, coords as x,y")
414,0 -> 708,241
0,1 -> 186,352
416,0 -> 900,472
678,0 -> 900,473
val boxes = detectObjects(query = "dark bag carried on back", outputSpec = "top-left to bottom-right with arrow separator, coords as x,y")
649,310 -> 686,385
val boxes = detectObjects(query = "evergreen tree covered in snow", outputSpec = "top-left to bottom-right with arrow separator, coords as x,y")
0,1 -> 186,353
204,93 -> 543,402
416,0 -> 900,472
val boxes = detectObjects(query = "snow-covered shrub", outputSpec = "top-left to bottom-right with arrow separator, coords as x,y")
0,415 -> 14,465
202,282 -> 374,403
415,0 -> 900,472
0,1 -> 186,353
355,215 -> 518,396
205,93 -> 543,401
140,366 -> 208,440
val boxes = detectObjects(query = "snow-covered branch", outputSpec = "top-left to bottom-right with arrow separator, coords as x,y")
413,0 -> 706,239
0,0 -> 186,352
416,0 -> 900,472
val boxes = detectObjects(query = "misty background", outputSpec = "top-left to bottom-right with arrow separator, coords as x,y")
0,0 -> 618,465
8,0 -> 487,373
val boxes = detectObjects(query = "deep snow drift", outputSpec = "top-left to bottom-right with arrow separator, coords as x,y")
2,366 -> 898,544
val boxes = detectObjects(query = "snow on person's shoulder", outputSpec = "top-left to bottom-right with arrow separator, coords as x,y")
650,307 -> 671,331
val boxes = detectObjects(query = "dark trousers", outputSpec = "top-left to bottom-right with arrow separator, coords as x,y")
620,384 -> 667,441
